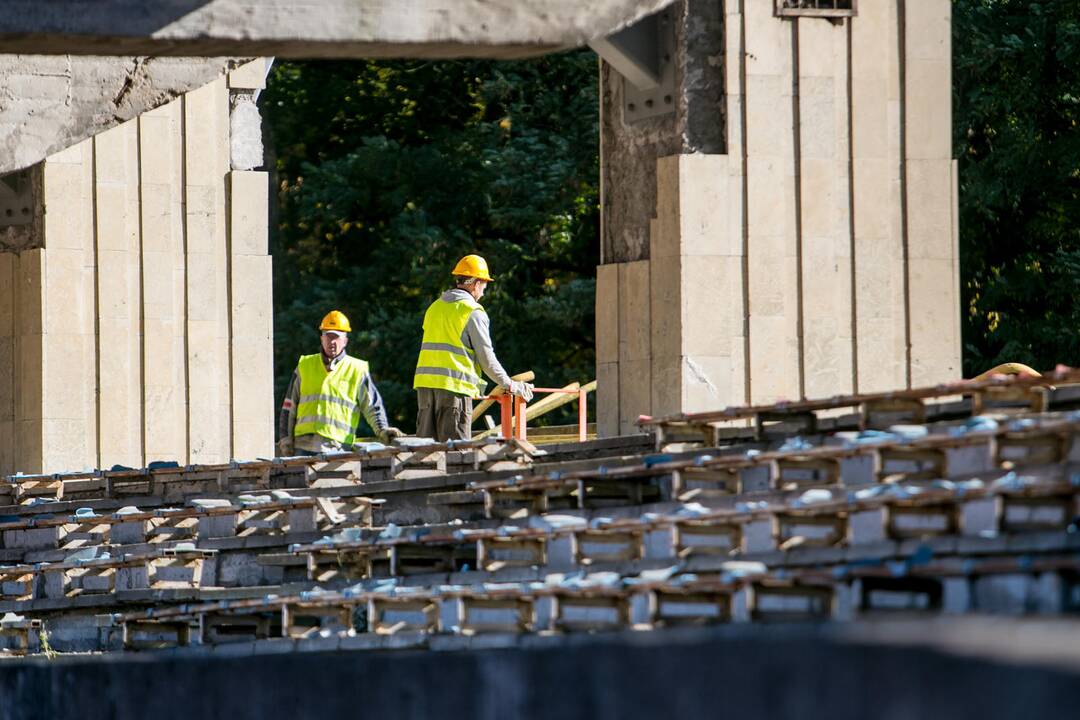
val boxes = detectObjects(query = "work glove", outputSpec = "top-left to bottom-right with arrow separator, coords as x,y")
276,437 -> 294,457
378,427 -> 405,444
508,381 -> 535,402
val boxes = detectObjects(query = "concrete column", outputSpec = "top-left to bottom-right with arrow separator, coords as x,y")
649,154 -> 747,418
618,260 -> 651,435
904,0 -> 961,385
797,18 -> 855,399
595,264 -> 620,437
184,76 -> 232,463
228,171 -> 274,460
227,62 -> 275,461
597,0 -> 960,435
851,0 -> 908,392
14,251 -> 44,472
743,0 -> 800,403
41,138 -> 98,471
0,62 -> 273,475
139,100 -> 188,464
94,121 -> 143,468
0,254 -> 15,472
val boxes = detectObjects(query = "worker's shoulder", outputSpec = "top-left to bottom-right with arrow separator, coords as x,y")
436,290 -> 483,312
340,354 -> 370,372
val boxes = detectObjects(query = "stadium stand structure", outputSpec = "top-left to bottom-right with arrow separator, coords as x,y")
2,370 -> 1080,657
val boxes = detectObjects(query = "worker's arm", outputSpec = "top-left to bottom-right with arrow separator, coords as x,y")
464,309 -> 513,388
276,370 -> 301,454
356,373 -> 391,435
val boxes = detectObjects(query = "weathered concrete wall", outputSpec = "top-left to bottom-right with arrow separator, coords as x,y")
3,623 -> 1080,720
0,61 -> 273,474
0,56 -> 240,175
600,0 -> 725,263
597,0 -> 960,435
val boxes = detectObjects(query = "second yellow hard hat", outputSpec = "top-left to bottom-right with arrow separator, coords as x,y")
319,310 -> 352,333
452,254 -> 494,282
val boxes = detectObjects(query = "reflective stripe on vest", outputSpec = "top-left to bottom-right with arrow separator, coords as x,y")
413,296 -> 483,397
294,354 -> 369,445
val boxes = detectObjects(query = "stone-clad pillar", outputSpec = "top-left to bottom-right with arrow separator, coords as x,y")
596,0 -> 960,436
0,59 -> 274,475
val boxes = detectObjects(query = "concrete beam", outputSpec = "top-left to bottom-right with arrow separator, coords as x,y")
0,55 -> 236,175
0,0 -> 678,59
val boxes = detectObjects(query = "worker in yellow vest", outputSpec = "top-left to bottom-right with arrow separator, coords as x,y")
277,310 -> 403,455
413,254 -> 533,441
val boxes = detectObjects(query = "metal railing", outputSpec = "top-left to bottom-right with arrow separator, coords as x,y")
488,385 -> 590,443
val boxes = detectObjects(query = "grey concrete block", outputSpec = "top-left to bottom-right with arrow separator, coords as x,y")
840,455 -> 875,486
972,574 -> 1035,615
534,596 -> 555,631
152,561 -> 199,585
287,507 -> 316,533
42,569 -> 66,599
217,552 -> 267,587
743,520 -> 773,554
834,581 -> 856,621
943,578 -> 971,614
199,555 -> 218,586
643,528 -> 675,559
1066,436 -> 1080,463
116,564 -> 149,591
849,509 -> 887,545
546,537 -> 575,569
39,613 -> 103,653
4,527 -> 59,549
1,580 -> 28,597
730,587 -> 751,623
197,513 -> 238,540
740,465 -> 772,493
109,520 -> 147,544
74,573 -> 113,593
946,443 -> 992,475
960,498 -> 997,537
845,541 -> 897,562
1035,573 -> 1064,615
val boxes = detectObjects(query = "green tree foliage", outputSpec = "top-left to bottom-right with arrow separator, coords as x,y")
955,0 -> 1080,374
263,52 -> 599,431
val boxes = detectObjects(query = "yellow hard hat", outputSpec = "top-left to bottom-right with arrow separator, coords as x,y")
452,254 -> 494,282
319,310 -> 352,333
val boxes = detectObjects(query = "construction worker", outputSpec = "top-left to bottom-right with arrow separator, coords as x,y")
277,310 -> 403,455
413,254 -> 533,441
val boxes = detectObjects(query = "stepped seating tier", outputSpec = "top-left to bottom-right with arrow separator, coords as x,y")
3,371 -> 1080,656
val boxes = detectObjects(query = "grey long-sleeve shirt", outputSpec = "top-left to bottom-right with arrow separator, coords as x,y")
441,289 -> 513,391
277,352 -> 389,451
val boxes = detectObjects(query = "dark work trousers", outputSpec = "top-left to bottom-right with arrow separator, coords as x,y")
416,388 -> 473,442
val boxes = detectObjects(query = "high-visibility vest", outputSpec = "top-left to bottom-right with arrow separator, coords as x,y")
294,353 -> 369,445
413,295 -> 484,397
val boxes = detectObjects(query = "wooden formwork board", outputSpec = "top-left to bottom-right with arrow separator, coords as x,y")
642,367 -> 1080,445
749,582 -> 834,622
647,589 -> 733,627
458,596 -> 534,634
549,593 -> 630,633
368,596 -> 439,635
477,536 -> 546,571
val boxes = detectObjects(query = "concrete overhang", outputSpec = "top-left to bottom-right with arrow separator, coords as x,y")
0,0 -> 679,59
